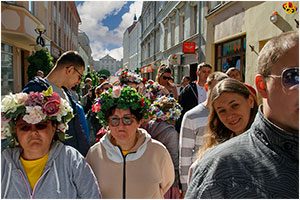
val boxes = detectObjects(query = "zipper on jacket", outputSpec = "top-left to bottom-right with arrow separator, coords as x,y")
31,169 -> 50,198
18,170 -> 32,198
18,168 -> 50,198
117,146 -> 138,199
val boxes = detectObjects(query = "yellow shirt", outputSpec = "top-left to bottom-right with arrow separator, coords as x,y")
20,152 -> 49,190
122,150 -> 129,156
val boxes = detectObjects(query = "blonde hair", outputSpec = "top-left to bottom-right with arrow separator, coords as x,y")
258,31 -> 298,76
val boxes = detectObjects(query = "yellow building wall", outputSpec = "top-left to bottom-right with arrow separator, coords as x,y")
206,1 -> 298,103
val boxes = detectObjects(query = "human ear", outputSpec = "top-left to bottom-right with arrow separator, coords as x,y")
66,66 -> 74,75
204,83 -> 208,92
255,74 -> 267,98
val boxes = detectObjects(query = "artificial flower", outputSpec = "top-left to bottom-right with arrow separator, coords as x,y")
42,100 -> 60,117
23,106 -> 47,124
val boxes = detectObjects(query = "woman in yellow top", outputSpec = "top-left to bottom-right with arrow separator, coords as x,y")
87,86 -> 175,198
1,87 -> 101,198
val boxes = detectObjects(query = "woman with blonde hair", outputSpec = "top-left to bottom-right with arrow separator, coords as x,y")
187,78 -> 258,184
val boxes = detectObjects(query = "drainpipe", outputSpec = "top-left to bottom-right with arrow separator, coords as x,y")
198,1 -> 202,64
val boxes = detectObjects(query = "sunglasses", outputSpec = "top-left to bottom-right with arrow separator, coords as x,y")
162,76 -> 172,80
109,116 -> 136,127
17,121 -> 49,131
266,67 -> 299,90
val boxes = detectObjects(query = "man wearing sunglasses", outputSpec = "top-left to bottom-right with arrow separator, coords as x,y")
186,31 -> 298,198
22,51 -> 90,157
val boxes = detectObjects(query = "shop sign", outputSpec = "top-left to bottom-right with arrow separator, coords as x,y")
168,54 -> 181,65
222,39 -> 241,56
183,42 -> 196,53
141,64 -> 153,74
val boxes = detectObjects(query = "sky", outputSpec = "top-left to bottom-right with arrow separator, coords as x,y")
76,1 -> 143,61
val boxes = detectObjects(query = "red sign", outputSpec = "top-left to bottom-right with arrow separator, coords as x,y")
183,42 -> 196,53
141,64 -> 153,74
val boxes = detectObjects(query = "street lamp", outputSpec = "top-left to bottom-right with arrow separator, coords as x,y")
35,24 -> 46,49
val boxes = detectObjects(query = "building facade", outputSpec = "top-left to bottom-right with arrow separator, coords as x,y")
94,54 -> 122,75
205,1 -> 299,90
122,19 -> 141,73
78,30 -> 93,73
139,1 -> 209,83
1,1 -> 81,95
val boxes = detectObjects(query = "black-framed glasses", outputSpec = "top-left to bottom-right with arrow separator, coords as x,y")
109,116 -> 136,127
162,76 -> 171,80
266,67 -> 299,90
73,67 -> 83,80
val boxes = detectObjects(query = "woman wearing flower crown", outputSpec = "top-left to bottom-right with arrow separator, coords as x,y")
1,87 -> 101,198
145,96 -> 182,199
86,86 -> 175,198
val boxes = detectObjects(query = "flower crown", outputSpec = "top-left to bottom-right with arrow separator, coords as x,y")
116,69 -> 141,84
92,86 -> 151,126
142,81 -> 165,103
1,86 -> 74,147
148,96 -> 182,124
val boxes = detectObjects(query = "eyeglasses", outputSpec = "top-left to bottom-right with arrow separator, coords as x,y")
162,76 -> 172,80
109,116 -> 136,127
266,67 -> 299,90
73,67 -> 83,80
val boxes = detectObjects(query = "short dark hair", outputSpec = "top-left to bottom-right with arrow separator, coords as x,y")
183,76 -> 191,81
100,74 -> 108,80
56,51 -> 85,70
197,62 -> 212,71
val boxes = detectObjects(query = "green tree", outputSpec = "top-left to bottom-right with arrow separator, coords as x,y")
97,69 -> 111,78
26,50 -> 54,80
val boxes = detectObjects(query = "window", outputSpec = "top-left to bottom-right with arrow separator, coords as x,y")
164,26 -> 168,50
148,42 -> 151,57
29,1 -> 36,15
58,28 -> 61,46
1,43 -> 14,95
215,36 -> 246,81
179,14 -> 185,41
209,1 -> 222,13
53,4 -> 57,22
53,23 -> 57,43
171,22 -> 175,46
191,5 -> 197,35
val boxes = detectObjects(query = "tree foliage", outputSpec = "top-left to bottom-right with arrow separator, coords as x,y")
97,69 -> 111,78
26,50 -> 54,80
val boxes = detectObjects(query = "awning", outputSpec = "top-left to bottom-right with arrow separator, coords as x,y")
141,64 -> 153,74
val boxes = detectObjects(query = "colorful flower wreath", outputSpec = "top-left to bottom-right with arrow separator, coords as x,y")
148,96 -> 182,124
116,69 -> 141,84
1,86 -> 74,147
142,81 -> 165,103
92,86 -> 151,126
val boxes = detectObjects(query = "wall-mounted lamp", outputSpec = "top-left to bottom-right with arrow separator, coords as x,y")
35,24 -> 46,47
270,11 -> 278,23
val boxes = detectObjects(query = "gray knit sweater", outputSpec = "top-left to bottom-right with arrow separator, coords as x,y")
186,106 -> 299,198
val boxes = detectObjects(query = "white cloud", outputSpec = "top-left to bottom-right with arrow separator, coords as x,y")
77,1 -> 143,61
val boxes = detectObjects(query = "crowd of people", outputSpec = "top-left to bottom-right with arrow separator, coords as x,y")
1,31 -> 298,199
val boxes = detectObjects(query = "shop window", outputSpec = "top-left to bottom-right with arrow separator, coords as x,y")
1,43 -> 14,96
215,36 -> 246,81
